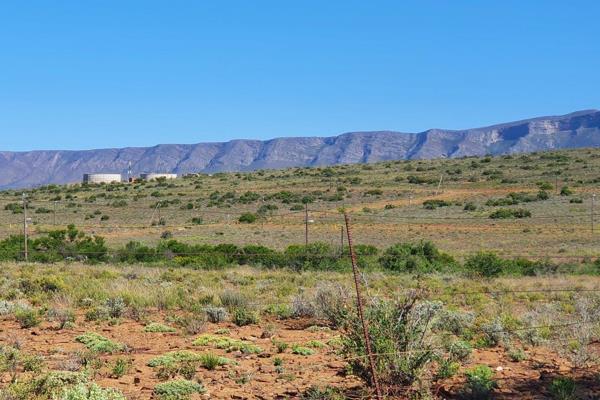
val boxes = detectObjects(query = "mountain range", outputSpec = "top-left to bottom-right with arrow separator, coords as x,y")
1,109 -> 599,189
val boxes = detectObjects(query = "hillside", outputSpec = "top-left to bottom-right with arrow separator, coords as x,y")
2,147 -> 600,399
0,109 -> 598,189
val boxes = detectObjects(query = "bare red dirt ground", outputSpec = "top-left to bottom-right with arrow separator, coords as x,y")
2,311 -> 600,399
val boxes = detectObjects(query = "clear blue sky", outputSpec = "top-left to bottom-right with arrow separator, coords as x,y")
1,1 -> 599,151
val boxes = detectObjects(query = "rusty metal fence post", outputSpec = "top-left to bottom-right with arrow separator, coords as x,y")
343,212 -> 383,400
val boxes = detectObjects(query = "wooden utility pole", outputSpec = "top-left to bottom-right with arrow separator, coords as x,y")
22,193 -> 28,262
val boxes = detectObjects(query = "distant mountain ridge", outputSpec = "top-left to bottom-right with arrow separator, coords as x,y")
1,109 -> 599,189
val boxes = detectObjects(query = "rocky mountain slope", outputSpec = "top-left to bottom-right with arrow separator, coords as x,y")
1,109 -> 598,189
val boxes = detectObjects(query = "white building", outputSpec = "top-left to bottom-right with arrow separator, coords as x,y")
83,173 -> 122,184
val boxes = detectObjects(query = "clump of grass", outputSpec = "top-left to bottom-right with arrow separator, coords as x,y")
549,377 -> 577,400
193,334 -> 262,354
111,358 -> 130,378
199,353 -> 232,370
144,323 -> 177,333
153,379 -> 206,399
75,332 -> 124,354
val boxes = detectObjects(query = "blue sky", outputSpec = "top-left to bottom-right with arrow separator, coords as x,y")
1,1 -> 599,151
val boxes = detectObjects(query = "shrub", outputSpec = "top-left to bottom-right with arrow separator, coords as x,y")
238,213 -> 257,223
560,186 -> 573,196
489,208 -> 531,219
291,345 -> 315,356
423,199 -> 450,209
75,332 -> 124,353
378,241 -> 455,273
219,291 -> 247,311
47,307 -> 76,329
153,379 -> 206,399
147,351 -> 204,368
58,383 -> 126,400
14,308 -> 41,328
104,298 -> 126,318
464,252 -> 506,277
463,202 -> 477,211
232,308 -> 259,326
448,340 -> 472,362
144,323 -> 177,333
205,307 -> 228,323
463,365 -> 497,399
341,295 -> 443,394
192,335 -> 262,354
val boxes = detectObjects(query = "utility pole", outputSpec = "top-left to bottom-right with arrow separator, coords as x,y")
592,194 -> 596,235
435,174 -> 444,195
304,203 -> 309,246
53,201 -> 57,226
22,193 -> 28,262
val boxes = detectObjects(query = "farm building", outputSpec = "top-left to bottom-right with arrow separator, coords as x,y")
82,173 -> 122,184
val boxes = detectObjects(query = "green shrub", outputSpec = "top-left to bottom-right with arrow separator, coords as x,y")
423,199 -> 450,209
14,308 -> 41,328
232,308 -> 259,326
464,252 -> 506,277
292,345 -> 315,356
463,365 -> 497,399
192,335 -> 262,354
341,296 -> 443,395
238,213 -> 257,223
463,202 -> 477,211
560,186 -> 573,196
153,379 -> 206,400
378,241 -> 455,273
147,351 -> 204,368
57,383 -> 126,400
489,208 -> 531,219
144,323 -> 177,333
75,332 -> 124,353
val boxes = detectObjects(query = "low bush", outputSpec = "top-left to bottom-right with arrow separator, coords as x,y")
378,241 -> 456,273
463,365 -> 497,399
15,307 -> 41,329
144,323 -> 177,333
57,382 -> 126,400
489,208 -> 531,219
75,332 -> 124,353
341,294 -> 445,396
153,379 -> 206,399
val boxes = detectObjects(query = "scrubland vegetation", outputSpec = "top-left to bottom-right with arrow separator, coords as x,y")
1,148 -> 600,399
